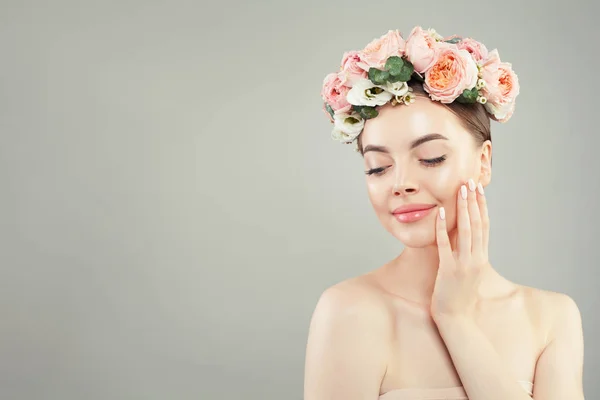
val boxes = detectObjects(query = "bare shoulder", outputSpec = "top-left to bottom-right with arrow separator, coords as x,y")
306,274 -> 394,349
304,274 -> 393,399
517,284 -> 583,339
518,286 -> 585,398
312,274 -> 393,321
518,284 -> 581,315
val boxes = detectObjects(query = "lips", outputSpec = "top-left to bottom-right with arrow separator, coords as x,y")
392,204 -> 437,214
392,204 -> 437,223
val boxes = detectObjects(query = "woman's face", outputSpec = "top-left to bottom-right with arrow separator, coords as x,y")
360,97 -> 492,248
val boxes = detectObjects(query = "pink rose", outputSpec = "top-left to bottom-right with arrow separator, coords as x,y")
357,30 -> 405,70
483,61 -> 520,122
405,26 -> 439,73
320,72 -> 352,115
457,38 -> 489,63
423,44 -> 479,103
339,51 -> 369,86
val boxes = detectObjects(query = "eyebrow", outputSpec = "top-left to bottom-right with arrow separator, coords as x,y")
363,133 -> 449,154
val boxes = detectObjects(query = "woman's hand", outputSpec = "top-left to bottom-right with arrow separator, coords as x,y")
430,178 -> 489,322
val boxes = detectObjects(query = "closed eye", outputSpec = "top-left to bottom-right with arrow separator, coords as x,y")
421,155 -> 447,166
365,166 -> 388,176
365,156 -> 447,176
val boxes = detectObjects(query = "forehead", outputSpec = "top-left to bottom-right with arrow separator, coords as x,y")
360,97 -> 468,149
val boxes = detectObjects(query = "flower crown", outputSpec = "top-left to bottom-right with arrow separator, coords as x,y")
321,27 -> 520,148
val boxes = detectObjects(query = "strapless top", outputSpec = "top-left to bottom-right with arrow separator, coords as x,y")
378,380 -> 533,400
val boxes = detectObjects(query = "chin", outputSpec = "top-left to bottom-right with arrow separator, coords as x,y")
393,230 -> 437,248
383,216 -> 438,248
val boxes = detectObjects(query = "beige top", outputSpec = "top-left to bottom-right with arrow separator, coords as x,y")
378,380 -> 533,400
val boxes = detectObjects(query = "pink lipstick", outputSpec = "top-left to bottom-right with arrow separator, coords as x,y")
391,204 -> 437,223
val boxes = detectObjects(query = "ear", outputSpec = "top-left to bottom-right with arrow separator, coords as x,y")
478,140 -> 492,187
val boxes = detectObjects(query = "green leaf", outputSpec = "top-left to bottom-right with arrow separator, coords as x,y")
386,58 -> 414,82
398,65 -> 414,82
385,56 -> 404,72
368,68 -> 390,85
388,65 -> 402,77
386,57 -> 414,82
359,106 -> 378,119
456,87 -> 479,104
387,74 -> 403,83
445,37 -> 462,44
325,103 -> 334,118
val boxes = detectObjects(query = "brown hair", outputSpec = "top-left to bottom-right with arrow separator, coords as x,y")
356,81 -> 491,156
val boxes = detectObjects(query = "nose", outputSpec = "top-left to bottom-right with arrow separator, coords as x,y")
393,184 -> 419,196
393,174 -> 419,196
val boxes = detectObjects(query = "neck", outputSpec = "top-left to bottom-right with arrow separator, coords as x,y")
386,243 -> 441,306
383,229 -> 501,306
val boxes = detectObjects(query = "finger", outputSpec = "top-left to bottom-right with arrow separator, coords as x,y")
467,178 -> 483,259
456,183 -> 471,260
476,182 -> 490,258
436,206 -> 453,266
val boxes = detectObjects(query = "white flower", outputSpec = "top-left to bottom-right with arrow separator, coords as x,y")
384,80 -> 409,97
390,86 -> 415,106
331,127 -> 359,143
427,28 -> 444,41
402,92 -> 416,105
331,111 -> 364,143
346,78 -> 393,107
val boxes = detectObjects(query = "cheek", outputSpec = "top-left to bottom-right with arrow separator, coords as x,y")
422,163 -> 465,229
425,162 -> 470,231
423,162 -> 462,200
366,180 -> 389,212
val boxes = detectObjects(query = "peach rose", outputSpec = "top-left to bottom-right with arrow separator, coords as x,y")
457,38 -> 488,63
320,72 -> 352,114
357,30 -> 405,70
480,49 -> 501,89
423,44 -> 479,103
483,62 -> 520,121
495,62 -> 520,101
405,26 -> 439,73
339,50 -> 369,86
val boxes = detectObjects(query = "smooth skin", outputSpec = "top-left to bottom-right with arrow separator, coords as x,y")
303,97 -> 584,399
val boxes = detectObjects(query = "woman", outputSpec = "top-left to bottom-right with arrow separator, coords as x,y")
304,27 -> 585,400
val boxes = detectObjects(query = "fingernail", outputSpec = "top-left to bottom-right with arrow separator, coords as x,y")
460,185 -> 467,199
477,182 -> 484,195
468,178 -> 476,192
439,206 -> 445,220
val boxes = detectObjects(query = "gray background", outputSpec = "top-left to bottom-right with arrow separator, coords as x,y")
1,0 -> 598,399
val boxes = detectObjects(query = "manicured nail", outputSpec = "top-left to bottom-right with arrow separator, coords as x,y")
468,178 -> 476,192
460,185 -> 467,199
439,206 -> 445,220
477,182 -> 484,195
